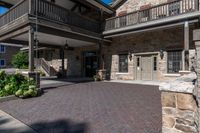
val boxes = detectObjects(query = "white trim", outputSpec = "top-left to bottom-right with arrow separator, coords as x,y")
116,72 -> 129,75
163,74 -> 181,77
0,43 -> 23,47
134,52 -> 159,56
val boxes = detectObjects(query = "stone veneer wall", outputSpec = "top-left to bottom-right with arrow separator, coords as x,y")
116,0 -> 167,14
103,27 -> 195,81
160,73 -> 198,133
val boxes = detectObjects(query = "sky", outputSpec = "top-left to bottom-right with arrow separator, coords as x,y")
102,0 -> 112,4
0,6 -> 8,15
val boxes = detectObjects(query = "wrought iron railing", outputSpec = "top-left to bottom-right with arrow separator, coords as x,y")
105,0 -> 200,31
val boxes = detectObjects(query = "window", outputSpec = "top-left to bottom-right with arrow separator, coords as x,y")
137,57 -> 140,67
119,54 -> 128,73
0,59 -> 5,67
167,51 -> 182,73
153,56 -> 157,71
0,45 -> 5,53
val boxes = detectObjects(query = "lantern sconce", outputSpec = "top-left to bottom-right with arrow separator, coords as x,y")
160,49 -> 164,59
129,51 -> 133,61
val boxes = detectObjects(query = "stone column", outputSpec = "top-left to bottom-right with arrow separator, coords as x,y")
29,27 -> 34,72
194,29 -> 200,132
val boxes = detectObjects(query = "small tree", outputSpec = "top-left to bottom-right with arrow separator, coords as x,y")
12,52 -> 28,69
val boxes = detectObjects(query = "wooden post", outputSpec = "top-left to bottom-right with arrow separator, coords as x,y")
183,21 -> 189,71
60,48 -> 65,77
29,27 -> 34,72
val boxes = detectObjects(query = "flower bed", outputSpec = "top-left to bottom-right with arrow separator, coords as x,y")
0,70 -> 38,98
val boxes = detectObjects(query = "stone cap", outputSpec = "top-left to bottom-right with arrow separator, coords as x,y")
159,72 -> 197,94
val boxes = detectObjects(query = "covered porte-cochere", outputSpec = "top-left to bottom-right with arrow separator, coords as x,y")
0,0 -> 112,79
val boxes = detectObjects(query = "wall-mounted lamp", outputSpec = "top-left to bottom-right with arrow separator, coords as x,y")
160,49 -> 164,59
65,40 -> 69,49
129,52 -> 133,61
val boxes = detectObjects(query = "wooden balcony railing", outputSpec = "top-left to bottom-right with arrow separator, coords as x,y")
0,0 -> 101,33
105,0 -> 200,31
0,0 -> 29,27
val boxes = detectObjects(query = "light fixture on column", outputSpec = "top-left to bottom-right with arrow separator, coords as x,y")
160,49 -> 164,59
129,51 -> 133,61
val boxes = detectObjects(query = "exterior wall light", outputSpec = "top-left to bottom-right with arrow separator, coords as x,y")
160,49 -> 164,59
129,52 -> 133,61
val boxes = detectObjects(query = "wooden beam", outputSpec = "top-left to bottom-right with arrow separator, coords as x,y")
3,39 -> 75,50
0,1 -> 13,8
37,25 -> 99,43
0,26 -> 30,42
29,27 -> 34,72
183,21 -> 190,71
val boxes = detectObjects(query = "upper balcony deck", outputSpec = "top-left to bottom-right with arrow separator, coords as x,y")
104,0 -> 200,36
0,0 -> 101,34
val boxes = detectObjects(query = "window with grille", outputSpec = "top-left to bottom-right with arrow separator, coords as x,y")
119,54 -> 128,73
167,51 -> 182,73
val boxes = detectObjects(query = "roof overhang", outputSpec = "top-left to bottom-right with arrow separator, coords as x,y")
84,0 -> 114,14
111,0 -> 126,9
0,0 -> 20,6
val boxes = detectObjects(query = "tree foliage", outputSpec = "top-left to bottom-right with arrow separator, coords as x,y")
12,52 -> 29,69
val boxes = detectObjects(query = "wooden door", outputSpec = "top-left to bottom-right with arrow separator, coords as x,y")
141,56 -> 152,80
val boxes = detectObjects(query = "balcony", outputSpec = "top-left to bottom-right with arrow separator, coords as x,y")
105,0 -> 200,32
0,0 -> 101,33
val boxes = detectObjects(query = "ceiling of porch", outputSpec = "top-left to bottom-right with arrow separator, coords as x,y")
13,32 -> 96,47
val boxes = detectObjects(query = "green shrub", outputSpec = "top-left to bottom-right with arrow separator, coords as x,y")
12,52 -> 28,69
0,70 -> 7,90
0,71 -> 38,98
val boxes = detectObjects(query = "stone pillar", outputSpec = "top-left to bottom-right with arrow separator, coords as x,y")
194,29 -> 200,132
29,27 -> 34,72
159,73 -> 198,133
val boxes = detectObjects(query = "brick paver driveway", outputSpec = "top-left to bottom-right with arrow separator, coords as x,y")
0,82 -> 161,133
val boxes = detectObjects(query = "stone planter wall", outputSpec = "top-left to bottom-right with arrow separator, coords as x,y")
160,72 -> 198,133
194,29 -> 200,132
161,92 -> 198,133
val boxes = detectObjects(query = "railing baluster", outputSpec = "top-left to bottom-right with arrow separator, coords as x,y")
105,0 -> 200,31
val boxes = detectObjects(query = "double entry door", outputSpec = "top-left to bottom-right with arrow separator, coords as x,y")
136,54 -> 158,81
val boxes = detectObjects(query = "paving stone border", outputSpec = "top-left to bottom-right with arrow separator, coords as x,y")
0,95 -> 18,103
